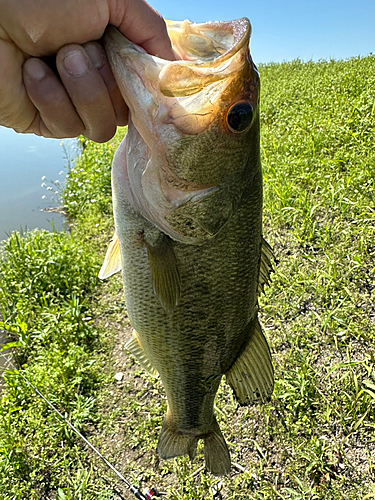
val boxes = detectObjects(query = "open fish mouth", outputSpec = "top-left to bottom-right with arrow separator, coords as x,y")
103,18 -> 251,137
103,18 -> 256,244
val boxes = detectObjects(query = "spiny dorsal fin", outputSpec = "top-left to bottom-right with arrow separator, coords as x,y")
225,317 -> 274,405
145,234 -> 181,314
258,237 -> 274,296
98,232 -> 122,279
125,329 -> 158,377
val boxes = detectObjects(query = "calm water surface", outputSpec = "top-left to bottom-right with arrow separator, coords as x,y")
0,127 -> 79,368
0,126 -> 77,241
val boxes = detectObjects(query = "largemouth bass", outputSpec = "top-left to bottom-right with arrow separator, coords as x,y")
100,17 -> 274,476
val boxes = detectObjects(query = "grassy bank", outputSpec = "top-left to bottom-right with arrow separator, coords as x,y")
0,55 -> 374,499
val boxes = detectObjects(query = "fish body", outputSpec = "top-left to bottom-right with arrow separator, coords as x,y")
101,18 -> 274,476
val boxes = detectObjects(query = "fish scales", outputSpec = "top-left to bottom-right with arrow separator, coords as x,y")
101,17 -> 274,476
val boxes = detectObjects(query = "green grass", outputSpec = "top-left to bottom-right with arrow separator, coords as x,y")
0,56 -> 374,499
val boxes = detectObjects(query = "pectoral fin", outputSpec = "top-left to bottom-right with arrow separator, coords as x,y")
125,329 -> 158,377
225,317 -> 274,405
99,232 -> 122,279
145,234 -> 181,314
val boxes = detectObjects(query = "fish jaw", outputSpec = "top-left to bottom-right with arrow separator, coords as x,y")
103,19 -> 260,244
103,26 -> 163,147
103,18 -> 252,139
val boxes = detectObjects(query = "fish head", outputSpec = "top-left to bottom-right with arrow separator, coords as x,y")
104,18 -> 260,244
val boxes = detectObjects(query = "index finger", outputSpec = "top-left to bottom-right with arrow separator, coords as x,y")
109,0 -> 176,60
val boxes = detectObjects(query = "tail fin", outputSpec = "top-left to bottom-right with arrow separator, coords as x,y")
157,418 -> 198,461
157,415 -> 231,476
203,416 -> 231,476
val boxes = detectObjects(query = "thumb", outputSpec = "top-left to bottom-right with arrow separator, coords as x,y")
108,0 -> 176,60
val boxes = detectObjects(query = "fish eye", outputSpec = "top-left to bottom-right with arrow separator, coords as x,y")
227,101 -> 254,133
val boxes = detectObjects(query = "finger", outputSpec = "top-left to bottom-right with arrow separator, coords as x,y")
23,57 -> 85,137
56,44 -> 117,142
83,41 -> 128,126
0,38 -> 36,133
109,0 -> 176,61
0,0 -> 109,56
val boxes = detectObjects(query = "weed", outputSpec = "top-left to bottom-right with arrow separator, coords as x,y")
0,56 -> 374,499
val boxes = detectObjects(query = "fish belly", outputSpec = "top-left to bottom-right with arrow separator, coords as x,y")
113,164 -> 264,475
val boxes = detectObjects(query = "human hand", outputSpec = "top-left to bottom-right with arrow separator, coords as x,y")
0,0 -> 175,142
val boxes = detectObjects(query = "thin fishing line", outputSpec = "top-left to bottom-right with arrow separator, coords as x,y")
1,355 -> 164,500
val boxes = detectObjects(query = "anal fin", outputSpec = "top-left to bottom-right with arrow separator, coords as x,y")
99,232 -> 122,279
225,317 -> 274,405
125,330 -> 158,377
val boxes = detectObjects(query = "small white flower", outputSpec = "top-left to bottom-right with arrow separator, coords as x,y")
41,175 -> 46,180
41,182 -> 46,187
41,195 -> 46,199
90,199 -> 97,203
55,180 -> 60,185
47,186 -> 53,191
55,191 -> 59,194
59,171 -> 64,175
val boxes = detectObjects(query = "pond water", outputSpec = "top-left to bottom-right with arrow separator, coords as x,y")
0,127 -> 79,381
0,126 -> 77,241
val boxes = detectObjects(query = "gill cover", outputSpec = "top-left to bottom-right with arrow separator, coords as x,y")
103,18 -> 260,244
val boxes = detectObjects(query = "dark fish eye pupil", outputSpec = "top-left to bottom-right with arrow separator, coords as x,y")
227,102 -> 253,133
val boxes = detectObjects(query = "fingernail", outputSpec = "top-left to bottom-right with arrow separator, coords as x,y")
85,43 -> 105,69
25,59 -> 46,80
63,51 -> 89,77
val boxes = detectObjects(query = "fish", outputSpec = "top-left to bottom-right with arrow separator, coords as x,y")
100,17 -> 274,476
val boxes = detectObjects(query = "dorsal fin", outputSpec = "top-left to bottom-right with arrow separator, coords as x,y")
257,237 -> 274,296
98,232 -> 122,279
225,317 -> 274,405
